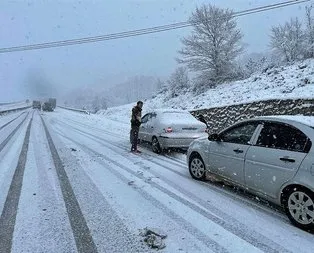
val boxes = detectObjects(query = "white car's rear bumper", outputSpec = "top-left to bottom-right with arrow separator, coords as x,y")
158,133 -> 207,149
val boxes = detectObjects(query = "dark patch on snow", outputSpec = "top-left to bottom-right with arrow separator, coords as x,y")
298,64 -> 307,69
139,227 -> 167,250
128,181 -> 135,186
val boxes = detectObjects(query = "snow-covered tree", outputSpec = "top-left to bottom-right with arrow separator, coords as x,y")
191,73 -> 215,94
154,79 -> 169,97
92,96 -> 100,113
155,78 -> 164,91
153,78 -> 167,95
244,56 -> 268,76
178,4 -> 244,87
91,96 -> 107,113
270,18 -> 305,62
100,97 -> 107,110
305,5 -> 314,58
167,67 -> 190,97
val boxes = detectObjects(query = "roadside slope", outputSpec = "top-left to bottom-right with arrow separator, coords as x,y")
99,59 -> 314,122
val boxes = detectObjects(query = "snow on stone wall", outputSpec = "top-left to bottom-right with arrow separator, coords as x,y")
191,98 -> 314,133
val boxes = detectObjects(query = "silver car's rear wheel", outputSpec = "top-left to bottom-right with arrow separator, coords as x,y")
285,188 -> 314,230
189,155 -> 206,180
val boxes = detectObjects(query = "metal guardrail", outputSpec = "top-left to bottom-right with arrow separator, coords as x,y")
0,101 -> 25,106
57,106 -> 90,114
0,103 -> 14,106
0,106 -> 32,116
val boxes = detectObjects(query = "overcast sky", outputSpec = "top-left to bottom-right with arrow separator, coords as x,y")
0,0 -> 308,102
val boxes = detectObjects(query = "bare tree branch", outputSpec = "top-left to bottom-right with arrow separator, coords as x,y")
167,67 -> 190,98
305,5 -> 314,58
177,4 -> 244,87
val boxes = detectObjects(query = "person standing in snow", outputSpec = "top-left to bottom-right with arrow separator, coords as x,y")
130,101 -> 143,152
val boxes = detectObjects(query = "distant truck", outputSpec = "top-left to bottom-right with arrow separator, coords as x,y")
48,98 -> 57,109
42,101 -> 54,112
32,100 -> 41,110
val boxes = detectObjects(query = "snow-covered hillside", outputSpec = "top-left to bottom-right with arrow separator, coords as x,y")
99,59 -> 314,122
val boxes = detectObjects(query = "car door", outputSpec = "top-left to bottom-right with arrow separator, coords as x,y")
139,114 -> 150,141
208,122 -> 259,185
245,122 -> 309,199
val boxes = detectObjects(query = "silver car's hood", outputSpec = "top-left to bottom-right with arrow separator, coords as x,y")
189,135 -> 208,148
197,136 -> 209,141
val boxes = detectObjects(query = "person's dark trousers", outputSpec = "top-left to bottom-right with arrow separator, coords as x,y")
131,127 -> 139,151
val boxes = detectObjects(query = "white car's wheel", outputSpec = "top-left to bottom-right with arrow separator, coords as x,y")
152,137 -> 162,154
189,154 -> 206,180
284,188 -> 314,231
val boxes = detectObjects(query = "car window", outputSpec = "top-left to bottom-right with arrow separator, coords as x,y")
161,112 -> 196,123
141,114 -> 150,124
256,122 -> 310,153
220,122 -> 258,145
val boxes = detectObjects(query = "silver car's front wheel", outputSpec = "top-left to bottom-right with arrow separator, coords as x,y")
189,155 -> 206,180
285,189 -> 314,230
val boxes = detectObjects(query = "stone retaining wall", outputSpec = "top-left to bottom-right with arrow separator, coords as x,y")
190,98 -> 314,133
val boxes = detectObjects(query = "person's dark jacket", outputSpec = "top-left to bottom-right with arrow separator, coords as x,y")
131,105 -> 142,128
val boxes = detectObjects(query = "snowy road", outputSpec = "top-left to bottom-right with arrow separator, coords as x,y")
0,108 -> 313,253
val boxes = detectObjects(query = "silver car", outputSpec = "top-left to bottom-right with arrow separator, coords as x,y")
138,109 -> 207,153
187,115 -> 314,230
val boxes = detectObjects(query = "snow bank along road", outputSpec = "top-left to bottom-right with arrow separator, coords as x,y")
0,108 -> 313,253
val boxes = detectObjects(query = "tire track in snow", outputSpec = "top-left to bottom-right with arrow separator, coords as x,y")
87,119 -> 286,217
163,153 -> 186,165
0,111 -> 26,131
53,131 -> 229,253
0,112 -> 29,153
60,117 -> 124,139
52,119 -> 288,222
42,116 -> 151,253
40,116 -> 99,253
0,114 -> 32,253
53,124 -> 291,253
57,117 -> 186,166
54,118 -> 186,169
14,112 -> 78,253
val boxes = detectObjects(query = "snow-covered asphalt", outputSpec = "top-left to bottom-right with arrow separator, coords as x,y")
0,108 -> 313,253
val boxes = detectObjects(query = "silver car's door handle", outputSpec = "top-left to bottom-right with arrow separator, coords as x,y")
233,148 -> 244,154
280,157 -> 295,163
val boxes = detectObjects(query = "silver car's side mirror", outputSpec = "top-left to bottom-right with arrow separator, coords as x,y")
208,133 -> 220,142
198,115 -> 208,128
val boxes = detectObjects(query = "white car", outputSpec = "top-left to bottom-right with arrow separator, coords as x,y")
138,109 -> 207,153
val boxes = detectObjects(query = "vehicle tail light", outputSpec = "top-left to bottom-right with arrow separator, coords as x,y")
165,127 -> 173,133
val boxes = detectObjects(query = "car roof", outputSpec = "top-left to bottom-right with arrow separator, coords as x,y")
150,109 -> 190,114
